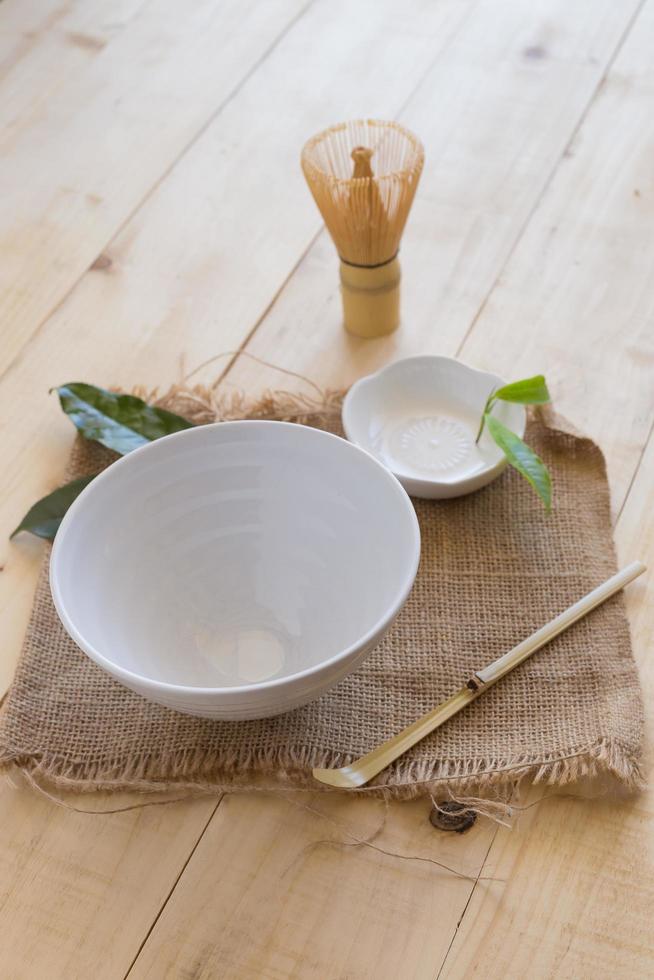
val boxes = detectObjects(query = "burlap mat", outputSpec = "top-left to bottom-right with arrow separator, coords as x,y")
0,388 -> 645,799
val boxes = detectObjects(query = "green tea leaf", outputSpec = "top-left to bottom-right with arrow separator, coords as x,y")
10,475 -> 97,541
485,413 -> 552,510
56,383 -> 194,455
492,375 -> 550,405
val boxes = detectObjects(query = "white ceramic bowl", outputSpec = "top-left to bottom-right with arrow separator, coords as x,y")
342,356 -> 526,499
50,421 -> 420,720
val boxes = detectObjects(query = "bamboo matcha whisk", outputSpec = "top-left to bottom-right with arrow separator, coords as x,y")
301,119 -> 424,338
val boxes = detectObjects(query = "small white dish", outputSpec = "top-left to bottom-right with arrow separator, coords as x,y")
342,356 -> 526,499
50,420 -> 420,720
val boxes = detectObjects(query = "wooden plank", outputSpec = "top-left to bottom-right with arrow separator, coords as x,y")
424,4 -> 654,975
0,0 -> 308,378
0,0 -> 141,71
458,0 -> 654,512
439,438 -> 654,980
0,1 -> 152,138
128,794 -> 495,979
224,0 -> 642,399
0,782 -> 218,980
0,0 -> 474,696
125,4 -> 648,978
0,5 -> 477,978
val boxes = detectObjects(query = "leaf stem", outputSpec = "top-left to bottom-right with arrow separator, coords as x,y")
475,389 -> 497,444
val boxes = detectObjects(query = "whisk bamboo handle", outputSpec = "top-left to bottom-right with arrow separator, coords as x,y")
340,257 -> 400,338
312,562 -> 646,789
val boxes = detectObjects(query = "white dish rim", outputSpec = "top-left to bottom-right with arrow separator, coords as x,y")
50,419 -> 421,697
341,354 -> 525,486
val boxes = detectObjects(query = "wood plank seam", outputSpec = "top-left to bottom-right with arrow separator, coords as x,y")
614,413 -> 654,525
123,5 -> 654,972
122,796 -> 223,979
2,3 -> 649,975
435,433 -> 654,976
210,223 -> 326,392
0,5 -> 492,973
435,422 -> 654,977
0,0 -> 315,390
434,828 -> 501,980
199,3 -> 481,396
107,24 -> 500,968
452,0 -> 649,362
123,6 -> 651,974
435,3 -> 652,970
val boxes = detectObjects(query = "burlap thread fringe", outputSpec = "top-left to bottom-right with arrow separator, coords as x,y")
0,380 -> 645,804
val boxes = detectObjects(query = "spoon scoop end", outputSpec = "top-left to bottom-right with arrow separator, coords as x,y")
312,766 -> 365,789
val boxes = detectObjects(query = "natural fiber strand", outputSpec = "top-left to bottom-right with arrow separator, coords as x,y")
277,796 -> 500,883
0,383 -> 645,805
301,119 -> 424,266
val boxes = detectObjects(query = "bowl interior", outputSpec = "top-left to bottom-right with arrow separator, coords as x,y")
51,422 -> 419,690
343,357 -> 525,484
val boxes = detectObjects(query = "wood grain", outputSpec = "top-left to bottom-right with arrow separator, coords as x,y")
126,3 -> 651,978
0,780 -> 218,980
0,0 -> 308,378
0,1 -> 142,74
431,5 -> 654,975
225,0 -> 643,401
0,0 -> 474,696
459,0 -> 654,512
0,3 -> 481,977
0,1 -> 652,977
129,794 -> 495,980
439,418 -> 654,980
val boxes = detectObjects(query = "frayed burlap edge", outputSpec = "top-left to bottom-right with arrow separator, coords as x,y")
1,375 -> 645,807
2,736 -> 645,802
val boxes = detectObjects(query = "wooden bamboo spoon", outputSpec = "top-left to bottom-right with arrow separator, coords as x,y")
313,561 -> 646,789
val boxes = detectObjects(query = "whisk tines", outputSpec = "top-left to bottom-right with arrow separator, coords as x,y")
301,119 -> 424,338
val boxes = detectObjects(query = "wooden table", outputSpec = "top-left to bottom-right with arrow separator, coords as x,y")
2,1 -> 653,976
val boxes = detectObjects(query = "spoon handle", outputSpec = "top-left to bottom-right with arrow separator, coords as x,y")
312,562 -> 646,789
474,560 -> 646,687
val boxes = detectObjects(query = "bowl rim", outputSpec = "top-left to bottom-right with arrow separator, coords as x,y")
342,354 -> 526,486
50,419 -> 421,698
